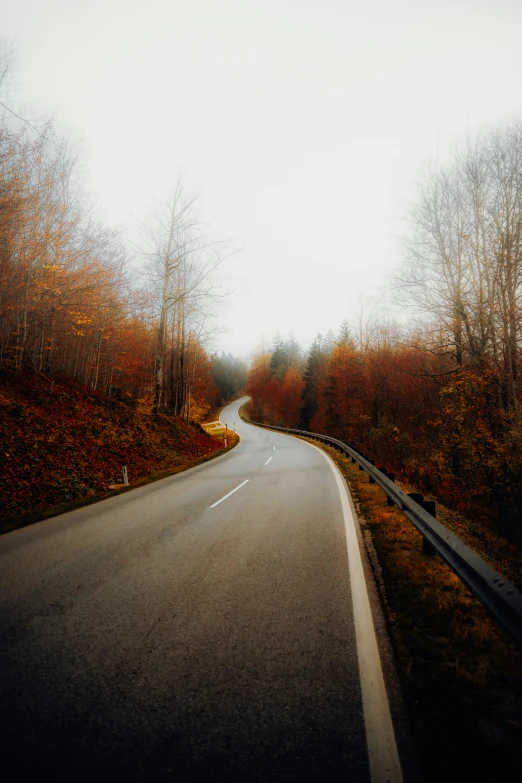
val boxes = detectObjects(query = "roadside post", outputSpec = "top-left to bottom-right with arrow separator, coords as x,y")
122,466 -> 129,486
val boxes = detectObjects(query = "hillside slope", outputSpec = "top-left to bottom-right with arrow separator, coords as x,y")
0,370 -> 224,521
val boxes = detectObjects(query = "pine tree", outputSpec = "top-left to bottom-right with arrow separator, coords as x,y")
300,334 -> 328,428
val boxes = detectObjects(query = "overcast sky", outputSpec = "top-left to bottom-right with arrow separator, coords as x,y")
3,0 -> 522,357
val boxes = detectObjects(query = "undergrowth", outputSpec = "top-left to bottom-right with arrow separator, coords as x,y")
0,369 -> 226,521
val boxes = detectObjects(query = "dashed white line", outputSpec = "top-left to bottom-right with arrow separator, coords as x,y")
272,445 -> 276,450
210,480 -> 249,508
264,456 -> 273,466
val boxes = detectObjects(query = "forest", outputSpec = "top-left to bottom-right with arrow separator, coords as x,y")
246,121 -> 522,543
0,47 -> 249,521
0,47 -> 246,425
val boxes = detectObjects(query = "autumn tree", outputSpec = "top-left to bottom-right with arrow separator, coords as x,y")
0,107 -> 146,393
0,45 -> 236,429
142,177 -> 233,417
399,121 -> 522,408
278,366 -> 304,428
184,340 -> 218,421
395,120 -> 522,528
245,351 -> 272,421
311,337 -> 368,443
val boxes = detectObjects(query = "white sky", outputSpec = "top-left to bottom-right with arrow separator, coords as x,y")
3,0 -> 522,357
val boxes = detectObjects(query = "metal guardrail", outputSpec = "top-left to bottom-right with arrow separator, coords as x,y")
241,412 -> 522,648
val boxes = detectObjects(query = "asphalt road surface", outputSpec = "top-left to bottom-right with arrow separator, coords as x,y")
0,398 -> 403,782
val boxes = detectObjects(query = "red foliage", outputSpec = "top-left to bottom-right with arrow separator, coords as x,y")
245,354 -> 304,427
0,370 -> 222,520
279,367 -> 305,428
311,343 -> 369,441
246,336 -> 522,535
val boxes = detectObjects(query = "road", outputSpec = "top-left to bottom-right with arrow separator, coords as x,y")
0,398 -> 403,782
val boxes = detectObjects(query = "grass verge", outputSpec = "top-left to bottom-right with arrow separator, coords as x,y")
305,438 -> 522,783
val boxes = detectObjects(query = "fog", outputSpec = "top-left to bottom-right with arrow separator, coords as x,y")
3,0 -> 522,355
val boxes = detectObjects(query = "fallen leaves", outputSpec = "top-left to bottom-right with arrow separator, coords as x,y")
0,370 -> 223,520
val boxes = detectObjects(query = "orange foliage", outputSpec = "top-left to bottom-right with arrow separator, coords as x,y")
279,367 -> 305,428
188,347 -> 218,422
247,331 -> 522,536
245,352 -> 304,427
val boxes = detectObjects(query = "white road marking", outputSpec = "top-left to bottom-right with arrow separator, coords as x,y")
304,440 -> 403,783
272,445 -> 276,450
264,456 -> 273,466
210,480 -> 249,508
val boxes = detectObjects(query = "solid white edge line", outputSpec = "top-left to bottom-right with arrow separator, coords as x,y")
264,456 -> 273,466
304,440 -> 403,783
210,479 -> 249,508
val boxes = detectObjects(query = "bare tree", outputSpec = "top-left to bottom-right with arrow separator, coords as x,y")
398,120 -> 522,411
141,177 -> 234,416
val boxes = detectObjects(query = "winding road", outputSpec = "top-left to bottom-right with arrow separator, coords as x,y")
0,398 -> 404,782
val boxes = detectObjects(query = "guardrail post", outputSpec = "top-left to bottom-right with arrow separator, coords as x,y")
408,493 -> 437,556
378,467 -> 395,505
421,500 -> 437,556
368,459 -> 375,483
